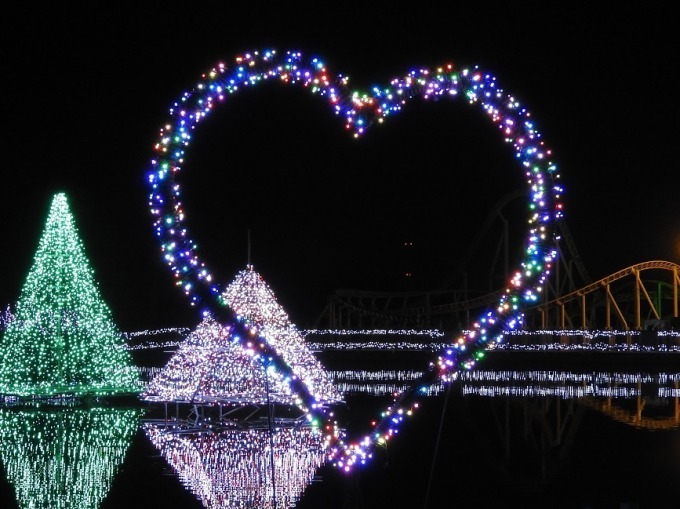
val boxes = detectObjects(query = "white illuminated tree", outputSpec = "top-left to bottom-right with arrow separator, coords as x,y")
142,265 -> 342,406
222,265 -> 342,404
142,315 -> 295,405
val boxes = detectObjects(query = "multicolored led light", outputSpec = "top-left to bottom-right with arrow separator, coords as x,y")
146,49 -> 563,471
0,193 -> 141,398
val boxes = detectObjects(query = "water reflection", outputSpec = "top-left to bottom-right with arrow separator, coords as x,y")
0,405 -> 141,509
311,366 -> 680,508
0,366 -> 678,508
143,422 -> 326,509
331,368 -> 680,404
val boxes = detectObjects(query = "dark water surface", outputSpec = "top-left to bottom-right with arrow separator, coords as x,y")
1,353 -> 679,509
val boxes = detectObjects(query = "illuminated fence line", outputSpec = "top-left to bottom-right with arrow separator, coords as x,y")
5,311 -> 678,354
458,369 -> 680,399
119,328 -> 680,352
493,329 -> 680,353
334,382 -> 445,397
307,341 -> 451,351
135,367 -> 680,399
12,366 -> 680,400
305,328 -> 680,352
120,327 -> 191,340
332,368 -> 680,399
659,387 -> 680,397
301,329 -> 446,338
125,340 -> 184,351
331,370 -> 427,381
461,370 -> 680,384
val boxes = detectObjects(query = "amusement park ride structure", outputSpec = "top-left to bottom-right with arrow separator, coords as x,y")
316,192 -> 679,336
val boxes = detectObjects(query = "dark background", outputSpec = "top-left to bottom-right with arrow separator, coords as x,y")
1,2 -> 678,332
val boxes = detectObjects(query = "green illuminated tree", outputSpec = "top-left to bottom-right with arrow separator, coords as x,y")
0,192 -> 140,397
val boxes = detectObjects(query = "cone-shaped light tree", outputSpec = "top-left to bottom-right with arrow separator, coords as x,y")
142,315 -> 298,405
0,193 -> 141,398
222,265 -> 342,405
142,265 -> 342,406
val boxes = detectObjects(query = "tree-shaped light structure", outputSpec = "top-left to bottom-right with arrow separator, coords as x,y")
0,406 -> 141,509
142,315 -> 296,405
0,193 -> 141,398
142,265 -> 342,406
144,422 -> 326,509
221,265 -> 342,405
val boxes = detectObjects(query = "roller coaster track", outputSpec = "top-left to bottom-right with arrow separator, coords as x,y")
524,260 -> 680,331
316,191 -> 597,330
320,261 -> 679,332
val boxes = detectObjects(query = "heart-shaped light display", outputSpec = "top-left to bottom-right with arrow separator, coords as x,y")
146,49 -> 563,472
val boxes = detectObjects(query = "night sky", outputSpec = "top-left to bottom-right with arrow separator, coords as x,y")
1,2 -> 678,332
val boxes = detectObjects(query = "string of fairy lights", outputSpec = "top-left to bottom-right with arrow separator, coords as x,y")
3,315 -> 678,352
138,366 -> 680,398
146,48 -> 563,472
1,46 -> 676,508
329,368 -> 680,398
